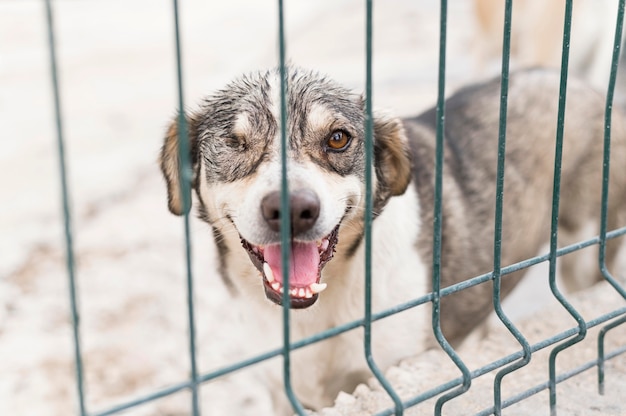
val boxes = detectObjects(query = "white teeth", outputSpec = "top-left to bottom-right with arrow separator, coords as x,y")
263,262 -> 274,283
266,279 -> 328,298
317,239 -> 330,251
309,283 -> 327,294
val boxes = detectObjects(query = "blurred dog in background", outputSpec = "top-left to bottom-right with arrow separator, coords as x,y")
473,0 -> 625,93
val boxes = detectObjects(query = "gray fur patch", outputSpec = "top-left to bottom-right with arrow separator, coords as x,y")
194,67 -> 367,185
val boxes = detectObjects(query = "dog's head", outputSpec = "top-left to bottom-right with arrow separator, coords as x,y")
160,68 -> 411,309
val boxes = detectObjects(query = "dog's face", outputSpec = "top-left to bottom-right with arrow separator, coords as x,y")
160,68 -> 411,309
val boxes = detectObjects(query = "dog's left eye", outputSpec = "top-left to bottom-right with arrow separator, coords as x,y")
326,130 -> 351,152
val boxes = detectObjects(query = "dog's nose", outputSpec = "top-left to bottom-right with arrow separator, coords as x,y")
261,189 -> 320,236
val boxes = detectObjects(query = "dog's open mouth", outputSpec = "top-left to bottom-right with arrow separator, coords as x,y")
241,225 -> 339,309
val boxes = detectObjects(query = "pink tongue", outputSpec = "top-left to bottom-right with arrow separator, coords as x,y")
264,242 -> 320,287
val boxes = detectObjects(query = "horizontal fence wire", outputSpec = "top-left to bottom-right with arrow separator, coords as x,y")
43,0 -> 626,414
84,230 -> 626,414
92,382 -> 191,416
85,226 -> 626,415
86,304 -> 626,416
474,343 -> 626,416
374,313 -> 626,416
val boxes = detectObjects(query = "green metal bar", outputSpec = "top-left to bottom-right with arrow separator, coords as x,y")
547,2 -> 588,415
374,309 -> 626,416
362,1 -> 404,414
171,1 -> 200,414
597,315 -> 626,395
491,2 -> 531,414
92,381 -> 191,416
194,230 -> 626,399
88,303 -> 625,416
44,1 -> 87,415
598,0 -> 626,299
85,224 -> 626,415
195,284 -> 626,394
88,305 -> 625,416
596,0 -> 626,398
367,229 -> 626,330
475,343 -> 626,416
432,1 -> 471,414
277,1 -> 305,414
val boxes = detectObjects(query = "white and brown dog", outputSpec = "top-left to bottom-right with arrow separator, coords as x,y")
160,67 -> 626,413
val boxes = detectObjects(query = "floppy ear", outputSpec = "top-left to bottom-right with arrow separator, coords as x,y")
159,112 -> 200,215
373,114 -> 412,210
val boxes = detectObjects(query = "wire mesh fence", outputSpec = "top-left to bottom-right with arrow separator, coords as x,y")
41,0 -> 626,415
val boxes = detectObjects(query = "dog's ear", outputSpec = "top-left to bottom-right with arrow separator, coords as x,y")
373,114 -> 412,208
159,112 -> 200,216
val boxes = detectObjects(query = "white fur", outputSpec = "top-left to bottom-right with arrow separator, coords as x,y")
194,69 -> 431,413
201,155 -> 363,247
200,155 -> 430,411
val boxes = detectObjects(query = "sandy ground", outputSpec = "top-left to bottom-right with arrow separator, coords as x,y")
1,1 -> 625,415
315,281 -> 626,416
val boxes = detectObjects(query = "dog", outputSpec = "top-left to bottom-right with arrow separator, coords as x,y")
472,0 -> 625,92
160,67 -> 626,413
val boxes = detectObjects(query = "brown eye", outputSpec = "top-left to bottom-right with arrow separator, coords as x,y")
326,130 -> 351,151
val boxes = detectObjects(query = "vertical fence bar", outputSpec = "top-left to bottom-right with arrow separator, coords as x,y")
44,1 -> 88,415
491,1 -> 532,415
171,1 -> 200,414
547,2 -> 588,415
362,1 -> 404,415
431,1 -> 471,414
277,1 -> 305,414
598,0 -> 626,299
597,315 -> 626,395
596,0 -> 626,397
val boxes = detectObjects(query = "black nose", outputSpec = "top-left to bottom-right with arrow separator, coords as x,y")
261,189 -> 321,236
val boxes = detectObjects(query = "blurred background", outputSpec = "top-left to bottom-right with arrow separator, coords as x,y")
1,0 -> 624,414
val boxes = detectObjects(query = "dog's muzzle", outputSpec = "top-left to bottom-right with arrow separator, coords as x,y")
240,189 -> 339,309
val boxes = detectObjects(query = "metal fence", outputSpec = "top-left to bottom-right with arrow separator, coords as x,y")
44,0 -> 626,415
